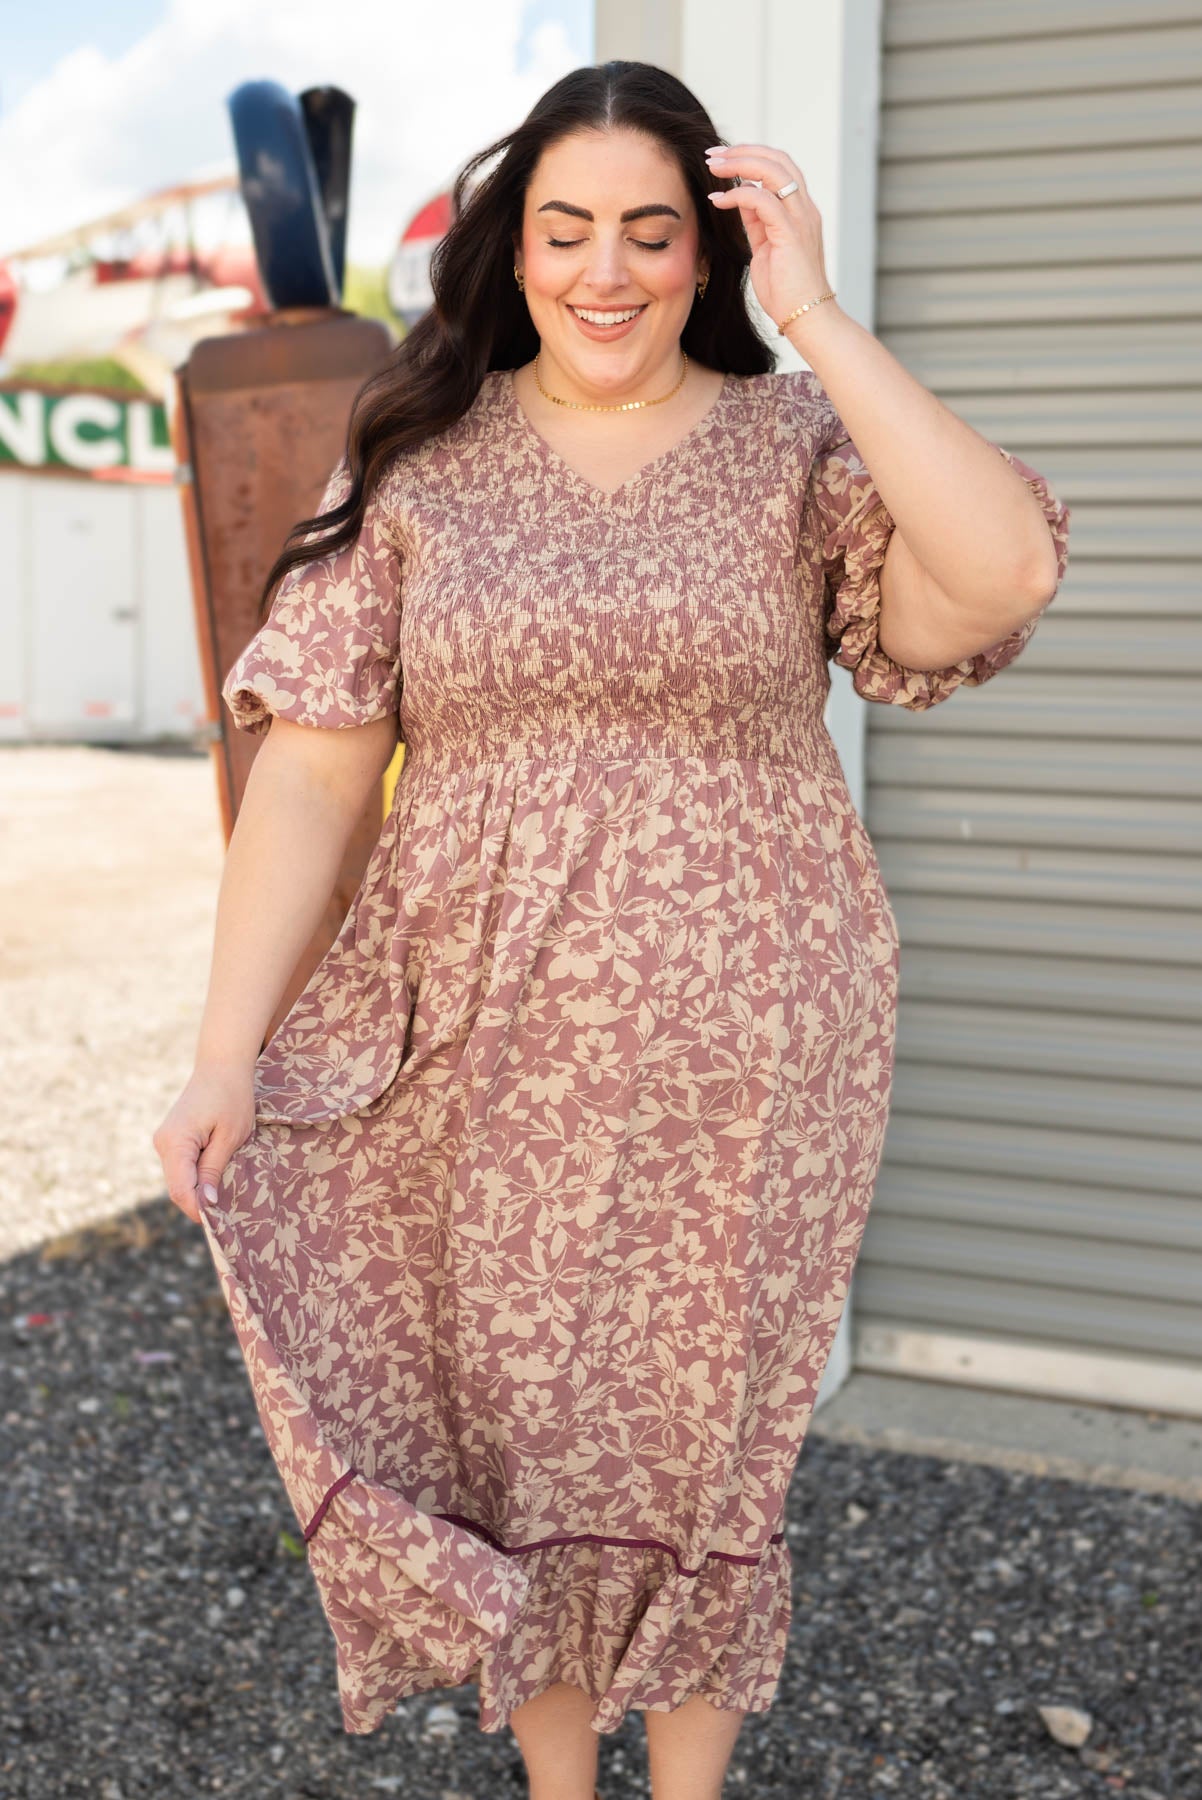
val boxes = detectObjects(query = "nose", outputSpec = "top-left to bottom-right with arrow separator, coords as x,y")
580,236 -> 634,293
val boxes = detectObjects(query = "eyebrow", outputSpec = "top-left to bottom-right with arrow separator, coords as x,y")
535,201 -> 682,223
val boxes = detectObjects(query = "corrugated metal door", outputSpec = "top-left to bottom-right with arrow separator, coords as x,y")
29,479 -> 138,735
852,0 -> 1202,1414
0,474 -> 205,742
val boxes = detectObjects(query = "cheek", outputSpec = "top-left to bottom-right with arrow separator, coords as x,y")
647,244 -> 699,300
524,243 -> 573,296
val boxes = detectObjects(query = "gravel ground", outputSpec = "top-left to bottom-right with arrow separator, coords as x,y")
3,1195 -> 1198,1800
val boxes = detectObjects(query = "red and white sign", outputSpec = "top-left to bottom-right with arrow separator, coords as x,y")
386,190 -> 454,328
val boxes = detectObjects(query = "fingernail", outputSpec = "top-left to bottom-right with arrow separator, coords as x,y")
201,1182 -> 218,1204
707,191 -> 725,200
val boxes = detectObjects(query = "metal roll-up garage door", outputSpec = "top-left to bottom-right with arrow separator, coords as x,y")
851,0 -> 1202,1415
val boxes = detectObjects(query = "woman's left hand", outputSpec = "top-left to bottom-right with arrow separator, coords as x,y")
704,143 -> 833,331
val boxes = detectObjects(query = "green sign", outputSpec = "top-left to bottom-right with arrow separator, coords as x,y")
0,385 -> 174,479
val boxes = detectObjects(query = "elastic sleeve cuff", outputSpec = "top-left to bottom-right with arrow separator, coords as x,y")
221,624 -> 401,736
824,444 -> 1071,712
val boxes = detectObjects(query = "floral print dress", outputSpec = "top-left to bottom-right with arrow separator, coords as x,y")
201,366 -> 1071,1737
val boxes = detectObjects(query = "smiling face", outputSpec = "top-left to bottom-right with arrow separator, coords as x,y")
512,126 -> 708,401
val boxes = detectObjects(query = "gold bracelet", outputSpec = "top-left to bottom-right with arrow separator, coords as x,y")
777,291 -> 837,334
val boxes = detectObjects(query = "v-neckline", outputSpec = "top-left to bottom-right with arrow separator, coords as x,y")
499,365 -> 732,503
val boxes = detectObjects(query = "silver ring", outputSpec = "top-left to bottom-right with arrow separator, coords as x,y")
775,180 -> 800,199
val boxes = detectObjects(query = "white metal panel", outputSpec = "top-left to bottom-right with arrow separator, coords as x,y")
883,85 -> 1202,161
893,1062 -> 1199,1143
0,477 -> 28,739
888,0 -> 1202,45
856,1267 -> 1202,1360
898,946 -> 1202,1022
879,841 -> 1200,908
888,893 -> 1201,966
885,322 -> 1202,393
28,479 -> 137,737
855,1323 -> 1202,1420
860,1 -> 1202,1403
876,1164 -> 1202,1248
863,1219 -> 1201,1313
887,23 -> 1202,100
880,143 -> 1202,215
138,484 -> 206,740
880,262 -> 1200,327
882,1113 -> 1199,1201
878,787 -> 1202,853
881,204 -> 1202,271
897,1002 -> 1202,1086
963,391 -> 1202,449
870,675 -> 1200,740
872,733 -> 1202,796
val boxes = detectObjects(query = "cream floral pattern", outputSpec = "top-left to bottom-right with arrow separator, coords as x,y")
204,367 -> 1071,1736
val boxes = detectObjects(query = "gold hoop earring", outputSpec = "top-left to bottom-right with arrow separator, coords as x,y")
696,271 -> 709,299
514,264 -> 525,292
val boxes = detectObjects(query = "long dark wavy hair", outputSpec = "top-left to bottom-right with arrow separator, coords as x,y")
255,58 -> 778,620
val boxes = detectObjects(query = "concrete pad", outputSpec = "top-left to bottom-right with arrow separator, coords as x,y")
810,1369 -> 1202,1503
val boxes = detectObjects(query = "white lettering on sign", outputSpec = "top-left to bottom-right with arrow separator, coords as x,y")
127,401 -> 175,475
0,391 -> 46,464
0,388 -> 174,480
48,393 -> 123,470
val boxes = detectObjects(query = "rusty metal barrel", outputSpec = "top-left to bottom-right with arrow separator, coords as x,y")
172,310 -> 402,1042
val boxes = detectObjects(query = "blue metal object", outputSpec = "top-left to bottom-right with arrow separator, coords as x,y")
298,87 -> 355,301
227,79 -> 340,309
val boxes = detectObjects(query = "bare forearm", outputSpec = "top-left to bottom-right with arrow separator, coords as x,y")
193,722 -> 389,1072
784,302 -> 1061,631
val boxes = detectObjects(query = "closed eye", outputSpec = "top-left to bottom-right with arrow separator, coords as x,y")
547,238 -> 670,251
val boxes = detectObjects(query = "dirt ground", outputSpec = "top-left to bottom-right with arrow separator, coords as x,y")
0,742 -> 224,1262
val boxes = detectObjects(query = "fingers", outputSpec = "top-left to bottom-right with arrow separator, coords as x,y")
706,184 -> 799,238
153,1134 -> 222,1228
195,1161 -> 226,1218
152,1075 -> 256,1232
705,144 -> 809,196
168,1171 -> 204,1226
705,158 -> 811,253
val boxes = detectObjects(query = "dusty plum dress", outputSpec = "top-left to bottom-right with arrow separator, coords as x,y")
200,366 -> 1071,1737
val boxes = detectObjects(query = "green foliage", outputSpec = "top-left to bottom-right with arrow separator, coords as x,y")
342,264 -> 407,338
11,356 -> 150,392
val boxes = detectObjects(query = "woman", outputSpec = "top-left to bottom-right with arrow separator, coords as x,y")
153,58 -> 1070,1800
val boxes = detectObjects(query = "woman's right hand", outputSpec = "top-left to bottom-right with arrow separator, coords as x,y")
152,1063 -> 257,1226
155,713 -> 397,1228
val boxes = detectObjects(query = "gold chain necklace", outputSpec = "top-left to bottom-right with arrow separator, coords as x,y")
533,349 -> 690,412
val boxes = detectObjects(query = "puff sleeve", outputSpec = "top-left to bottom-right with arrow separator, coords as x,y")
810,419 -> 1071,712
221,456 -> 403,735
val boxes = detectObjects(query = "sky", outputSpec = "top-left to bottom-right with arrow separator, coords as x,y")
0,0 -> 594,266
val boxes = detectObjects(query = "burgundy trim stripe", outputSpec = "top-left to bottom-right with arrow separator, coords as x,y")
441,1511 -> 786,1577
301,1470 -> 785,1574
302,1465 -> 358,1540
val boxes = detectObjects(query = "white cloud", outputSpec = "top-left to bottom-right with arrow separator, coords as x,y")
3,0 -> 585,265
